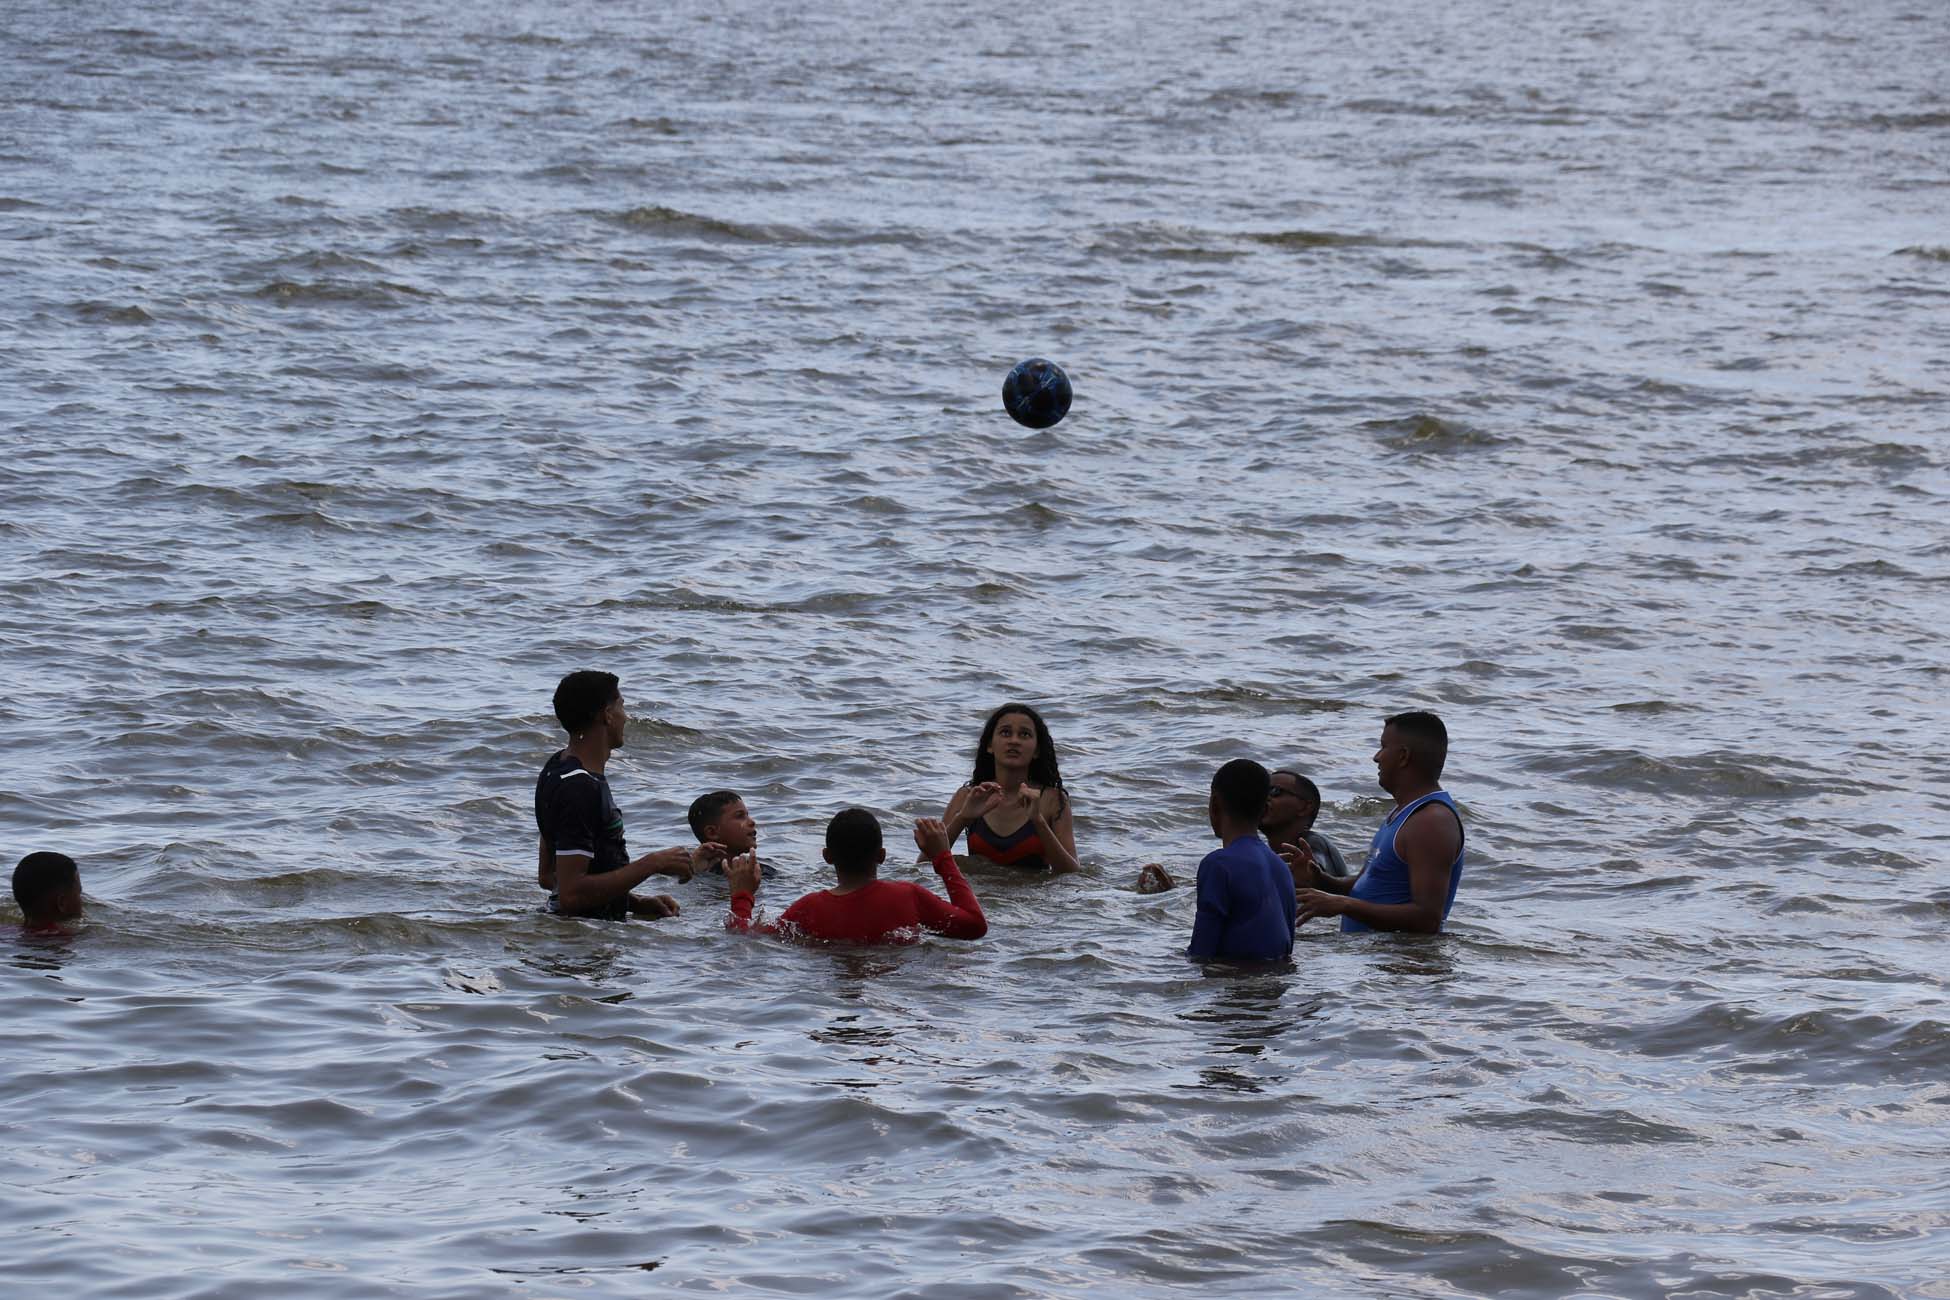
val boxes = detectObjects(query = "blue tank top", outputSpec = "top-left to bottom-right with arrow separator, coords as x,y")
1344,791 -> 1464,933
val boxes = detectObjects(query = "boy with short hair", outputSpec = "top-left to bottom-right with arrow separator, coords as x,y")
725,811 -> 986,944
1187,760 -> 1296,962
687,790 -> 775,879
13,852 -> 83,934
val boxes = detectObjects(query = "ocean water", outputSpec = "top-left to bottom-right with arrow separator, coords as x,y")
3,0 -> 1948,1295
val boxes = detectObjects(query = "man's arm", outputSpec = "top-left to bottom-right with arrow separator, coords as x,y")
537,835 -> 553,890
1279,841 -> 1356,894
1296,805 -> 1458,934
1186,858 -> 1227,959
553,851 -> 660,915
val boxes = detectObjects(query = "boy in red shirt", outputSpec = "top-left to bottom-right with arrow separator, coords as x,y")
725,810 -> 986,944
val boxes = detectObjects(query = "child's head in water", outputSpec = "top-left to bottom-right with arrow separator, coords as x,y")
12,852 -> 82,932
823,809 -> 886,882
688,790 -> 757,856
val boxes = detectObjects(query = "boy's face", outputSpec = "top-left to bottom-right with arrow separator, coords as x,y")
707,800 -> 757,854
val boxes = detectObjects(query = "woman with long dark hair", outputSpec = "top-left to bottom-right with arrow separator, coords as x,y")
939,703 -> 1080,874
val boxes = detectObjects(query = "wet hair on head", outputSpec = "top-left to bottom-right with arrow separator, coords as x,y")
825,808 -> 883,873
552,670 -> 620,735
13,851 -> 78,915
1212,759 -> 1272,824
1272,770 -> 1322,816
1385,710 -> 1449,781
687,790 -> 742,841
971,702 -> 1065,803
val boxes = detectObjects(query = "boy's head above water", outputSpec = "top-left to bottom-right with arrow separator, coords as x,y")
822,808 -> 885,880
13,852 -> 82,931
688,790 -> 757,855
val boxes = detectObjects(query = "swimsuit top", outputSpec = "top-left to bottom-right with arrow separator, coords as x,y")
967,813 -> 1047,869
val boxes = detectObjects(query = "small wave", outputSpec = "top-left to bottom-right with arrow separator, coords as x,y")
606,204 -> 793,243
1362,414 -> 1506,449
1525,747 -> 1834,798
0,196 -> 41,211
615,115 -> 682,135
288,250 -> 385,273
1088,222 -> 1246,262
70,300 -> 154,324
600,205 -> 924,249
1247,228 -> 1391,250
1603,1004 -> 1950,1082
1866,112 -> 1950,130
1456,1104 -> 1698,1145
1893,245 -> 1950,262
1609,700 -> 1696,715
1342,97 -> 1463,118
252,279 -> 436,305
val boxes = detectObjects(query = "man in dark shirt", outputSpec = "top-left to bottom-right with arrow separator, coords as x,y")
1263,769 -> 1349,880
535,671 -> 724,920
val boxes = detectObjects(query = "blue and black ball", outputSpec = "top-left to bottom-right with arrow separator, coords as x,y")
1002,358 -> 1072,429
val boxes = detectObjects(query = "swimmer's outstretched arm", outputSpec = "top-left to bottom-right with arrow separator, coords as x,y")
555,840 -> 724,918
911,819 -> 986,939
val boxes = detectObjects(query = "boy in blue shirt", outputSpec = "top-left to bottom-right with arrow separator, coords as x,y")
1187,760 -> 1296,962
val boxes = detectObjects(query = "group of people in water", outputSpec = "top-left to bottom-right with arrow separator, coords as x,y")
530,671 -> 1467,962
10,671 -> 1466,959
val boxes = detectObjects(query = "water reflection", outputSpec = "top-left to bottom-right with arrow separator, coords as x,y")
10,929 -> 81,975
1370,933 -> 1459,986
1178,973 -> 1301,1094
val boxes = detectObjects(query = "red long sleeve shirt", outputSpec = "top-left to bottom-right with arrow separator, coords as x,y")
727,850 -> 987,943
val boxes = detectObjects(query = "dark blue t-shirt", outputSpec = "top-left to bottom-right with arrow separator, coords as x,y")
1187,835 -> 1297,962
536,751 -> 630,917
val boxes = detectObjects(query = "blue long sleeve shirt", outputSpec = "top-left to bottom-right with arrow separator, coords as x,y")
1187,835 -> 1297,962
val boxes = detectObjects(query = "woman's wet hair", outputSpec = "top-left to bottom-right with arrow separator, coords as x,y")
970,702 -> 1065,798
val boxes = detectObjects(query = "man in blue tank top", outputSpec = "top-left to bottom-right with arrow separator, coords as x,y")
1281,711 -> 1464,934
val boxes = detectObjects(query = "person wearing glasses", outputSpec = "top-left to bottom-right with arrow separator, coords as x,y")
1134,767 -> 1346,895
1262,770 -> 1348,882
1282,711 -> 1465,934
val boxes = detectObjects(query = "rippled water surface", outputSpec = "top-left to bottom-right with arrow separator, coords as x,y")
5,0 -> 1949,1295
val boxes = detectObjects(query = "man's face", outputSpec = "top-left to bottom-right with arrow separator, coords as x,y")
709,800 -> 758,854
605,692 -> 628,749
1262,772 -> 1313,835
1373,725 -> 1409,793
